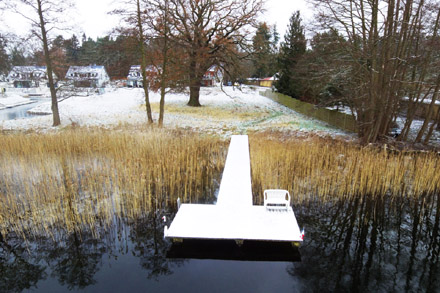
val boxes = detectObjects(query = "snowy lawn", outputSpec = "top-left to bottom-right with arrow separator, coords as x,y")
0,86 -> 349,137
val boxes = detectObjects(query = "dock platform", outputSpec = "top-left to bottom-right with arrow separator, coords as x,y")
165,135 -> 303,244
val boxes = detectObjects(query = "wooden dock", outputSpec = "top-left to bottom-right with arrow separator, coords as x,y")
165,135 -> 303,244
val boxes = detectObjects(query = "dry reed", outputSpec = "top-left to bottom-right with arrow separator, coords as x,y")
250,134 -> 440,204
1,129 -> 439,239
0,128 -> 226,238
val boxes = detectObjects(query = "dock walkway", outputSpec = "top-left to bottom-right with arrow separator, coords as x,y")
165,135 -> 303,243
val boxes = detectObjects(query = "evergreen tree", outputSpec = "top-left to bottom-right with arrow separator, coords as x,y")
65,34 -> 80,63
252,22 -> 277,78
275,11 -> 306,99
10,46 -> 27,66
0,35 -> 10,75
79,37 -> 98,65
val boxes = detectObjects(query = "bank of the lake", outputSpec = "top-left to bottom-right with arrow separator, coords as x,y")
0,98 -> 48,121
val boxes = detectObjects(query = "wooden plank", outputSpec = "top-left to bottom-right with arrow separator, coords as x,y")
216,135 -> 253,206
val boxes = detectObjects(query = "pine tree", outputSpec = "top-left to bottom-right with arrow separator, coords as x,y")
0,35 -> 10,75
275,11 -> 306,99
65,34 -> 80,64
252,23 -> 273,78
10,46 -> 27,66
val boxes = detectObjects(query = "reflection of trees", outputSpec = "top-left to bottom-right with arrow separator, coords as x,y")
0,234 -> 46,292
130,210 -> 183,280
34,229 -> 107,290
31,158 -> 108,290
289,192 -> 440,292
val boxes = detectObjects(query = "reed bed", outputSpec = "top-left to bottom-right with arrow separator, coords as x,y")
1,129 -> 439,239
0,129 -> 226,238
250,134 -> 440,204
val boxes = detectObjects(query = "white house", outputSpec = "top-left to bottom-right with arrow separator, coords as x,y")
65,65 -> 110,88
126,65 -> 159,87
7,66 -> 52,88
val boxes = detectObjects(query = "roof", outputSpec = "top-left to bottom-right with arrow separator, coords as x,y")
7,66 -> 50,81
128,65 -> 160,72
67,65 -> 107,74
10,66 -> 47,72
66,65 -> 109,80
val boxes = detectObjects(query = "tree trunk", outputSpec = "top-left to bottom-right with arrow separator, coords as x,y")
187,55 -> 202,107
137,0 -> 153,124
415,74 -> 440,143
188,82 -> 201,107
159,87 -> 165,126
159,2 -> 170,126
37,0 -> 60,126
424,110 -> 440,144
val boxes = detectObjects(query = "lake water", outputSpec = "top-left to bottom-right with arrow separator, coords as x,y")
0,98 -> 49,121
1,192 -> 438,292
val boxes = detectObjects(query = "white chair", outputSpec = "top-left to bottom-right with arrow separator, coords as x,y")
263,189 -> 291,210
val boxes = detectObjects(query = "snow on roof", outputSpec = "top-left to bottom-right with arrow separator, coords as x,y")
7,66 -> 49,81
10,66 -> 47,73
206,65 -> 219,72
67,65 -> 106,74
66,65 -> 109,80
128,65 -> 159,72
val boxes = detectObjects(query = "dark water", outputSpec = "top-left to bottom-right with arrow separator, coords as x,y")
0,99 -> 49,121
1,193 -> 439,292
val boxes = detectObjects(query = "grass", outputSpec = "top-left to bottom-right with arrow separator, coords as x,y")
0,128 -> 439,238
147,102 -> 270,121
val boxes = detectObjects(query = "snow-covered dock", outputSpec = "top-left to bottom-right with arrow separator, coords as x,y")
165,135 -> 303,244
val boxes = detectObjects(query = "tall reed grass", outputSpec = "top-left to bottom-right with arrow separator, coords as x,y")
1,129 -> 439,239
250,133 -> 440,204
0,129 -> 226,238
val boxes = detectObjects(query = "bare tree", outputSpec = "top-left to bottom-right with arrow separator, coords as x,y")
167,0 -> 263,106
310,0 -> 440,144
112,0 -> 154,124
4,0 -> 73,126
145,0 -> 186,126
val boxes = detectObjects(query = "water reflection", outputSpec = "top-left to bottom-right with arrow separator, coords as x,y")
40,230 -> 106,289
0,193 -> 439,292
291,193 -> 440,292
0,235 -> 45,292
129,212 -> 183,280
0,99 -> 48,121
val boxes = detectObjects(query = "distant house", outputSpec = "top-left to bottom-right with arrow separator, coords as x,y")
126,65 -> 159,87
65,65 -> 110,88
201,65 -> 223,87
127,65 -> 142,87
259,76 -> 275,88
244,75 -> 278,88
7,66 -> 52,88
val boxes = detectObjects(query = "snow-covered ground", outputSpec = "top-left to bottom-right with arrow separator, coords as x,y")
0,86 -> 350,137
0,93 -> 35,110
